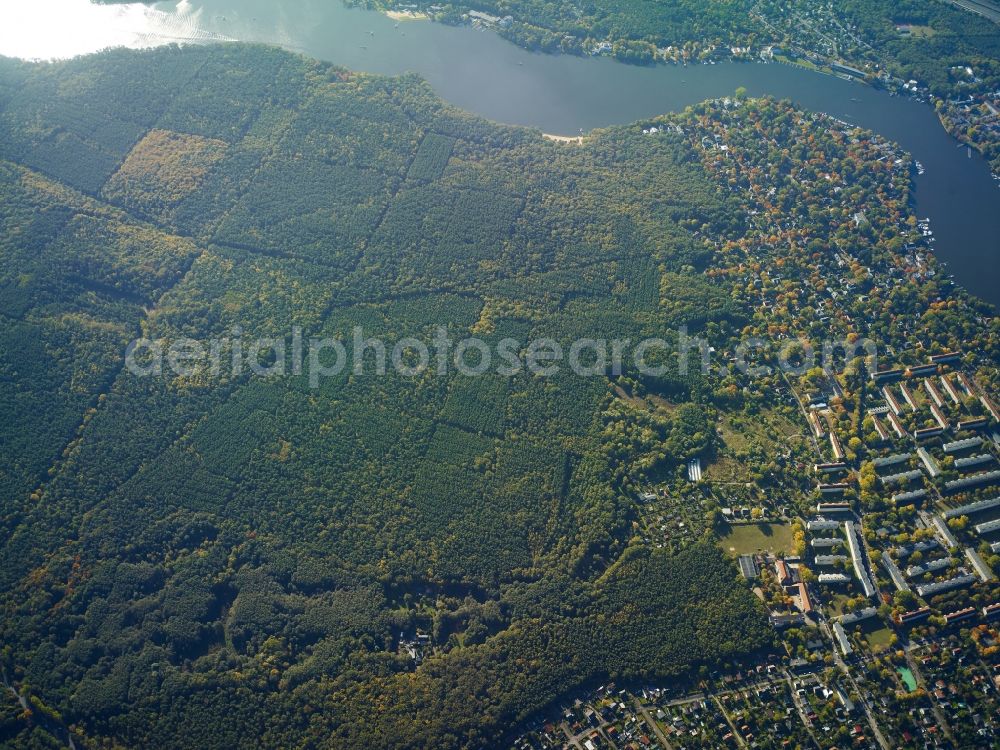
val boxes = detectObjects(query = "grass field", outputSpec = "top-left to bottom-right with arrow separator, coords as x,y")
703,455 -> 748,482
865,627 -> 896,653
896,24 -> 937,38
717,414 -> 750,453
775,54 -> 821,72
713,409 -> 808,480
717,522 -> 795,555
718,410 -> 797,451
826,593 -> 852,617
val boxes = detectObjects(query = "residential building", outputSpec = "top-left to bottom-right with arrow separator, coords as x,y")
770,612 -> 805,628
896,540 -> 939,558
892,488 -> 927,505
942,496 -> 1000,519
929,352 -> 960,364
839,607 -> 877,625
818,483 -> 851,494
915,574 -> 976,598
815,554 -> 849,566
945,470 -> 1000,493
872,368 -> 904,383
942,436 -> 983,453
981,395 -> 1000,423
955,454 -> 994,471
807,519 -> 841,532
816,502 -> 852,514
940,375 -> 962,405
844,522 -> 877,598
944,607 -> 977,626
811,537 -> 842,549
932,515 -> 960,548
880,469 -> 922,486
886,411 -> 907,438
895,607 -> 931,625
882,386 -> 903,416
956,417 -> 989,431
974,518 -> 1000,536
819,573 -> 851,585
906,557 -> 951,578
797,582 -> 813,614
881,551 -> 909,592
965,547 -> 996,582
833,621 -> 853,656
872,453 -> 910,468
916,447 -> 940,478
907,363 -> 939,377
923,379 -> 944,408
871,415 -> 890,442
775,559 -> 792,585
829,433 -> 845,461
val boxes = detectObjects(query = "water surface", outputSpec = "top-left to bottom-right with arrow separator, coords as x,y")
1,0 -> 997,305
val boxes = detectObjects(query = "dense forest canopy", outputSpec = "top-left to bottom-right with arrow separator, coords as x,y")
0,45 -> 774,748
2,29 -> 997,745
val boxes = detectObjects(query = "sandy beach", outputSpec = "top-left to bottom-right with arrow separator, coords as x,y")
385,9 -> 429,21
542,133 -> 584,144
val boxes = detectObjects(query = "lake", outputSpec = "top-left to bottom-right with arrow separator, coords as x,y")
2,0 -> 998,306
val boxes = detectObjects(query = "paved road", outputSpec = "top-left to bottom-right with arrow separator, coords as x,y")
819,619 -> 893,750
712,693 -> 748,749
1,670 -> 77,750
903,648 -> 956,745
783,371 -> 822,457
941,0 -> 1000,25
784,673 -> 823,749
559,720 -> 585,749
632,697 -> 676,750
560,704 -> 617,749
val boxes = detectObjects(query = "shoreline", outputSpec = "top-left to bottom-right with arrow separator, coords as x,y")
384,9 -> 428,21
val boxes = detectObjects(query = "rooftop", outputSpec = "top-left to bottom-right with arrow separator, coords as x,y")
942,496 -> 1000,520
965,548 -> 996,582
945,470 -> 1000,493
915,573 -> 976,598
832,621 -> 853,656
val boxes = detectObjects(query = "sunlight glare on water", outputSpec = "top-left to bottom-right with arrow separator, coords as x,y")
0,0 -> 226,60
